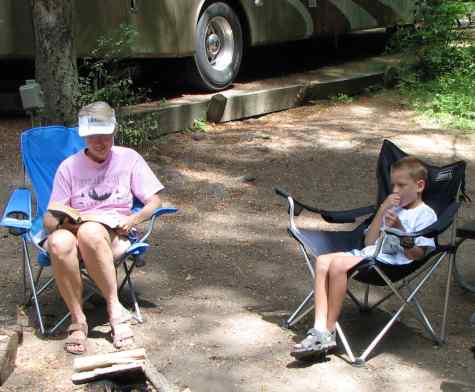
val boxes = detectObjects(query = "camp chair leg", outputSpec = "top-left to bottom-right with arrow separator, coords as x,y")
22,252 -> 27,304
125,270 -> 143,324
22,253 -> 45,306
363,284 -> 370,309
370,290 -> 395,310
335,322 -> 355,363
118,261 -> 136,293
400,280 -> 439,343
441,254 -> 455,343
339,255 -> 448,364
284,244 -> 316,328
369,265 -> 432,311
413,297 -> 440,344
34,276 -> 55,298
119,260 -> 144,324
22,238 -> 46,335
347,288 -> 364,310
359,301 -> 408,363
337,293 -> 416,366
48,290 -> 97,335
301,245 -> 315,280
286,290 -> 314,328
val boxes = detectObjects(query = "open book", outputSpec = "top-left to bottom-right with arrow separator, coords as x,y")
48,202 -> 122,229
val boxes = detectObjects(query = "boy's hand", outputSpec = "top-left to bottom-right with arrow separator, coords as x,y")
384,208 -> 403,229
400,236 -> 415,249
381,193 -> 401,213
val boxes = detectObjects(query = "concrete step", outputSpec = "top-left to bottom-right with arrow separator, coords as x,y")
123,54 -> 403,136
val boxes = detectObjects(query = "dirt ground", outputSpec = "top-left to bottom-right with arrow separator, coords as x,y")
1,90 -> 475,392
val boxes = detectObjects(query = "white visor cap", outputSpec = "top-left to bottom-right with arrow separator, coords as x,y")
78,111 -> 117,137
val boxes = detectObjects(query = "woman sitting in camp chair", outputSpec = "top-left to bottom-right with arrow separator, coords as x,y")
291,156 -> 437,360
42,101 -> 164,355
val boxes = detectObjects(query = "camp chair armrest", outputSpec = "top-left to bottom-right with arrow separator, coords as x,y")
275,187 -> 375,222
275,187 -> 319,216
384,227 -> 424,238
384,201 -> 461,239
320,206 -> 376,223
138,207 -> 178,242
151,207 -> 179,219
0,188 -> 33,231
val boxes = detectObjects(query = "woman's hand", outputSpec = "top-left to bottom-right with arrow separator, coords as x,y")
58,217 -> 80,234
116,215 -> 138,236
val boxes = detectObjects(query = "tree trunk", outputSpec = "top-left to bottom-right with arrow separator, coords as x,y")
30,0 -> 79,124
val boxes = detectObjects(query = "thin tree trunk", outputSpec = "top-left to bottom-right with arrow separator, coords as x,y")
30,0 -> 78,124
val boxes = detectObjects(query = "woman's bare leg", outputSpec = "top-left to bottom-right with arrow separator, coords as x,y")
45,230 -> 85,353
76,222 -> 123,319
77,222 -> 133,348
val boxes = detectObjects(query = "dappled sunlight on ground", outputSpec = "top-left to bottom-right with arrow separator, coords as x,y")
349,104 -> 376,117
2,91 -> 475,391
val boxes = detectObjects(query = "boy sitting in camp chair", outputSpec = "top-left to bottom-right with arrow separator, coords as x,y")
291,156 -> 437,360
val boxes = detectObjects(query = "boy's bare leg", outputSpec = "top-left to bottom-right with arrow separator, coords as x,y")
326,255 -> 363,331
292,252 -> 346,356
46,230 -> 85,353
314,253 -> 346,331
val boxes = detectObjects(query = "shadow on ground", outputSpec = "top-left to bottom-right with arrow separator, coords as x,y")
1,92 -> 475,391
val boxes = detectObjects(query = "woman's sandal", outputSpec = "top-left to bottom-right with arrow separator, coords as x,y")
64,323 -> 88,355
110,312 -> 134,350
291,328 -> 337,360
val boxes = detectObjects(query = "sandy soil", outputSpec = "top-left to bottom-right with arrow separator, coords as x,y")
1,90 -> 475,392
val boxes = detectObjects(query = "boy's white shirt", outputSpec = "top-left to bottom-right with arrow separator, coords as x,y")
350,202 -> 437,265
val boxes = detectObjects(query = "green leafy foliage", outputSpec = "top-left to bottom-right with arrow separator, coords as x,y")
330,93 -> 354,104
115,112 -> 161,150
389,1 -> 475,130
77,24 -> 161,147
192,119 -> 209,132
78,24 -> 149,109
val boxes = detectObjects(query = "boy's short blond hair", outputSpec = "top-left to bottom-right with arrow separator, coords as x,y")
391,156 -> 428,183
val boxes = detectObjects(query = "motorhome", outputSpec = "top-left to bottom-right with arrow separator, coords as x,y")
0,0 -> 415,90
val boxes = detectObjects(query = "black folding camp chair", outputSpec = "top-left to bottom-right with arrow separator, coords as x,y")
275,139 -> 467,365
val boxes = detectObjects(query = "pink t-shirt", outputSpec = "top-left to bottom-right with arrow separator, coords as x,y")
49,146 -> 164,219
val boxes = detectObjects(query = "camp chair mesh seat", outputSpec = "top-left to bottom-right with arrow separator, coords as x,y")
276,139 -> 467,365
0,126 -> 177,336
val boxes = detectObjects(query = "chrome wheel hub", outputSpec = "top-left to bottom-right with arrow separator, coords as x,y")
205,16 -> 234,71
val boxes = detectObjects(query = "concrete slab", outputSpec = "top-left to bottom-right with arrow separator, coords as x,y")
124,54 -> 402,134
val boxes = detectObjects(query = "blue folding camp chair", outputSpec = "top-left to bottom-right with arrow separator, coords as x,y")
0,126 -> 177,336
276,140 -> 468,365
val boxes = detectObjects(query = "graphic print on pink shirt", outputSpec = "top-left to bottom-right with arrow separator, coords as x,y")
49,146 -> 164,218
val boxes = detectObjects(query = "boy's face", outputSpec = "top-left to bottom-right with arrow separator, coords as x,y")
390,168 -> 425,208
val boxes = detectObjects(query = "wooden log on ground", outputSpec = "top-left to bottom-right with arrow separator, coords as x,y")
143,359 -> 177,392
72,348 -> 177,392
73,348 -> 146,372
72,363 -> 144,385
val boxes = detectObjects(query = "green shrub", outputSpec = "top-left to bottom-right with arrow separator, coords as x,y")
330,93 -> 354,104
78,24 -> 149,109
389,1 -> 475,130
116,112 -> 161,150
